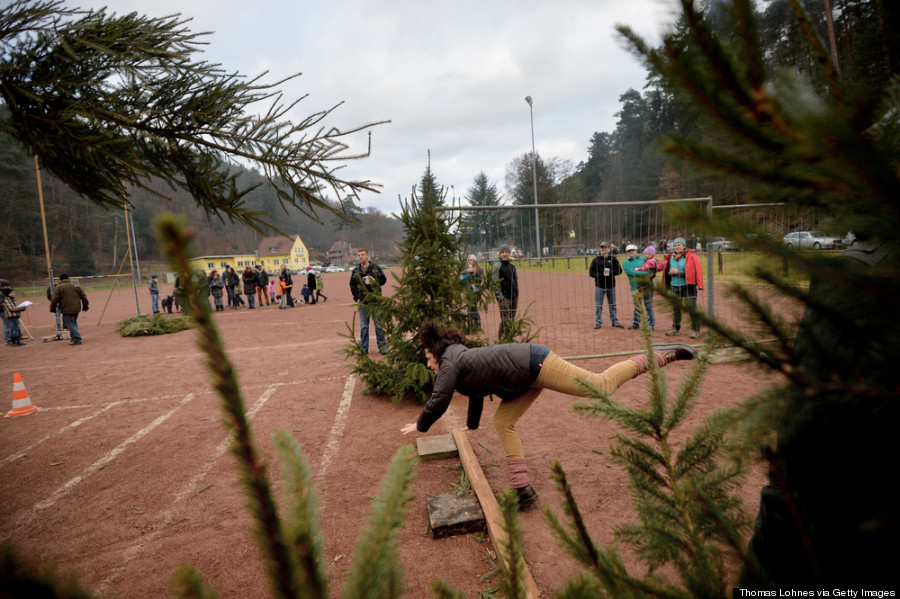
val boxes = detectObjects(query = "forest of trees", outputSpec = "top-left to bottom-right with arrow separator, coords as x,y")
487,0 -> 899,256
2,0 -> 896,280
0,120 -> 403,279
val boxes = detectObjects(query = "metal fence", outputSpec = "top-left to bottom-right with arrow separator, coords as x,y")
446,198 -> 841,359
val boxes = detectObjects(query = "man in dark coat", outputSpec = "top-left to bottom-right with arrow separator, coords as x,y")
254,264 -> 270,306
349,248 -> 387,353
588,241 -> 623,329
49,274 -> 88,345
491,245 -> 519,339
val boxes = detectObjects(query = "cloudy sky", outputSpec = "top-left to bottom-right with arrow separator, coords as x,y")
65,0 -> 680,214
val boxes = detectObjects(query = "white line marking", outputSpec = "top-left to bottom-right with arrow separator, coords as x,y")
2,401 -> 122,468
94,385 -> 280,596
32,392 -> 197,513
317,374 -> 357,479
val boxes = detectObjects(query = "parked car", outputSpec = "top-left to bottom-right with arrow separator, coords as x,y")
324,265 -> 345,273
707,237 -> 738,251
782,231 -> 841,249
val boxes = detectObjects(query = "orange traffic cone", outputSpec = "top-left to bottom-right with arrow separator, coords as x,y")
5,373 -> 40,418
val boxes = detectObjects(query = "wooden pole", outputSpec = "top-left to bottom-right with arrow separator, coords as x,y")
123,200 -> 141,314
34,155 -> 62,335
452,430 -> 541,599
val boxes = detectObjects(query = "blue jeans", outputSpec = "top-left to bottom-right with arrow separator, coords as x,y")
631,289 -> 655,329
2,314 -> 9,343
63,313 -> 82,342
594,287 -> 619,326
226,286 -> 237,307
151,293 -> 159,314
358,303 -> 385,353
247,293 -> 255,308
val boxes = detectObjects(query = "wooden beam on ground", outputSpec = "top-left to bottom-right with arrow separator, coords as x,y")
452,430 -> 541,599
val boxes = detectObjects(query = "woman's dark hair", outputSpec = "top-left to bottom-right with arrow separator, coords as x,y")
419,319 -> 466,357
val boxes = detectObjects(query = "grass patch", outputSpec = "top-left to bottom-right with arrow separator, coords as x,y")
116,313 -> 192,337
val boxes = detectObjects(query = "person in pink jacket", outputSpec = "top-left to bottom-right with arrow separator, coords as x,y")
663,238 -> 704,338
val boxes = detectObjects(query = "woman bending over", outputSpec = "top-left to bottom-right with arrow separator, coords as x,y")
401,319 -> 695,507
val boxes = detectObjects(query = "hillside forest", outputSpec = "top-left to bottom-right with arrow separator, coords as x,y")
1,0 -> 896,281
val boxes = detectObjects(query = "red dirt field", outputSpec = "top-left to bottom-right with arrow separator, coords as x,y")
1,272 -> 772,597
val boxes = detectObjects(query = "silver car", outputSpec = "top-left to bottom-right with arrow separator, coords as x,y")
783,231 -> 841,249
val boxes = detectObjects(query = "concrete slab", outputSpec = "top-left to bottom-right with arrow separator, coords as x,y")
426,491 -> 485,539
416,433 -> 458,461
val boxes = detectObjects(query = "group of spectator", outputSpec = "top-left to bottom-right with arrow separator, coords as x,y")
590,236 -> 704,338
453,237 -> 705,344
150,263 -> 330,314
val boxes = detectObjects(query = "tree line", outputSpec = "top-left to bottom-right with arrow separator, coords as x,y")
468,0 -> 899,256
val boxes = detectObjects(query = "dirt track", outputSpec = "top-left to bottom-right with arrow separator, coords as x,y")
0,272 -> 771,597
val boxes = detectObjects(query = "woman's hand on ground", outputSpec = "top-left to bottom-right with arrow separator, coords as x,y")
400,423 -> 418,435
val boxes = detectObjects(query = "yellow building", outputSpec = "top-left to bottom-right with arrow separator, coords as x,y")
187,235 -> 309,275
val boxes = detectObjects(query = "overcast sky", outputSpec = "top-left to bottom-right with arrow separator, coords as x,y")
65,0 -> 680,215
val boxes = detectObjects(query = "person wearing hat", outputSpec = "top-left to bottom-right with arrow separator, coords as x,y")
491,245 -> 519,339
148,274 -> 160,315
49,274 -> 89,345
663,237 -> 704,338
622,244 -> 654,330
2,287 -> 27,346
588,242 -> 624,329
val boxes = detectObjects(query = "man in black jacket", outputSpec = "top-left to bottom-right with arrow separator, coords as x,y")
588,242 -> 623,329
254,264 -> 270,307
349,248 -> 387,353
491,245 -> 519,339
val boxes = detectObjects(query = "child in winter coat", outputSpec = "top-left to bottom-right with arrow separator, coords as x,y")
208,271 -> 225,311
268,278 -> 277,303
635,246 -> 665,276
2,288 -> 27,346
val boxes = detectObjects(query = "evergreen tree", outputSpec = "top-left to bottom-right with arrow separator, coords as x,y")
617,0 -> 900,588
463,171 -> 504,251
343,162 -> 535,402
65,235 -> 95,275
342,162 -> 474,402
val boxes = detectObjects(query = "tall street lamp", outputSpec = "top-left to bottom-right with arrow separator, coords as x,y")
525,96 -> 541,261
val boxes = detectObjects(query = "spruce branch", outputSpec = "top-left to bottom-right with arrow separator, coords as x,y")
340,444 -> 417,599
273,430 -> 328,599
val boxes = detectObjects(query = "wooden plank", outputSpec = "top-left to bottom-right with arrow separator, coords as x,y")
452,430 -> 541,599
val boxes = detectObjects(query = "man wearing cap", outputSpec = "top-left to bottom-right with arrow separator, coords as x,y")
622,244 -> 654,330
148,274 -> 160,315
491,245 -> 519,339
49,274 -> 89,345
664,237 -> 703,338
589,242 -> 624,329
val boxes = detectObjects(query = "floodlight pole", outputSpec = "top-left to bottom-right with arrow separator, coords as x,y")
526,96 -> 541,260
